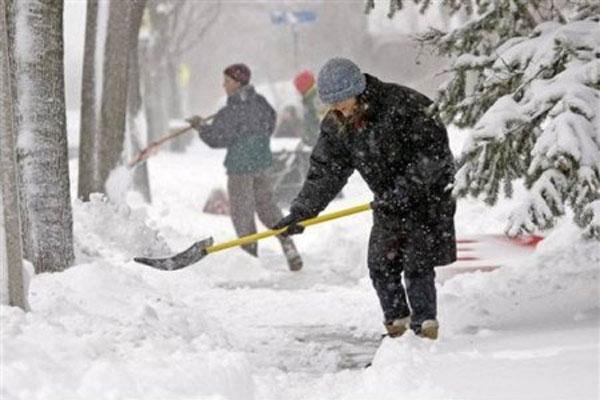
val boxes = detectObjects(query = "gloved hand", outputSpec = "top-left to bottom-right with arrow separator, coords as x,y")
185,115 -> 204,130
272,210 -> 309,236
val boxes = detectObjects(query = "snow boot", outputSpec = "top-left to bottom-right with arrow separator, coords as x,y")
417,319 -> 439,340
278,236 -> 303,271
384,316 -> 411,338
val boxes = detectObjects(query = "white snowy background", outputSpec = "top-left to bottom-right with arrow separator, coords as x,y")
1,1 -> 599,398
1,120 -> 598,399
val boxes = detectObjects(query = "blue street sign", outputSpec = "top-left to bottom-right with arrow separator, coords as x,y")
270,10 -> 317,25
292,10 -> 317,23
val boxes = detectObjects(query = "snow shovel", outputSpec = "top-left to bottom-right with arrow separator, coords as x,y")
134,202 -> 372,270
128,114 -> 215,168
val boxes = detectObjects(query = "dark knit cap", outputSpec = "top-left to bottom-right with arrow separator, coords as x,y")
224,63 -> 251,85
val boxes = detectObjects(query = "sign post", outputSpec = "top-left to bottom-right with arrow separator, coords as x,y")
270,10 -> 317,69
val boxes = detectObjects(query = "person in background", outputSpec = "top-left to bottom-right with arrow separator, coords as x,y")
274,58 -> 457,338
186,63 -> 303,271
293,70 -> 322,148
274,105 -> 304,139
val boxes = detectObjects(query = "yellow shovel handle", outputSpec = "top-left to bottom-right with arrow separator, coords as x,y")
205,202 -> 372,254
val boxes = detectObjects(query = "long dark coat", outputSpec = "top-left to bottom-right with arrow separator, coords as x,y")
291,74 -> 456,267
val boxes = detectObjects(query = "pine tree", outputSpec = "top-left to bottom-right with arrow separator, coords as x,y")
371,1 -> 600,239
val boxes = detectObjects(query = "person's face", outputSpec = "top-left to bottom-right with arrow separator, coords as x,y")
330,97 -> 358,118
223,74 -> 242,96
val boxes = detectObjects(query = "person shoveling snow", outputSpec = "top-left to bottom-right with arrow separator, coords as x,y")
135,58 -> 456,341
274,57 -> 456,340
185,63 -> 303,272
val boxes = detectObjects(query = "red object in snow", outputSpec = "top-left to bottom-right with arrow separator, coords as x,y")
437,234 -> 544,282
457,235 -> 543,247
505,235 -> 544,247
203,188 -> 230,216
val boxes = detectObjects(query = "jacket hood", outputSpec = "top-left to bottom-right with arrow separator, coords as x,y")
228,85 -> 256,105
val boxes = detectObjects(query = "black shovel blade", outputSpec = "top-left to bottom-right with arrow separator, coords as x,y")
133,237 -> 214,271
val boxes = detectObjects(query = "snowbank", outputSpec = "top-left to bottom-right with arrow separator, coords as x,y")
73,193 -> 171,263
2,191 -> 258,400
337,221 -> 600,400
2,129 -> 598,400
1,262 -> 255,400
440,221 -> 600,334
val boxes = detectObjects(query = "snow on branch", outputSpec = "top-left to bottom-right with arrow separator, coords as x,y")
370,1 -> 600,238
451,12 -> 600,238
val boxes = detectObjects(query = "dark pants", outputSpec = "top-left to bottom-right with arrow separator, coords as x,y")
368,219 -> 437,331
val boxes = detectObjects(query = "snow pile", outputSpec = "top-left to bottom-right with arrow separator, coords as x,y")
316,222 -> 599,400
3,126 -> 597,399
363,336 -> 448,399
73,193 -> 171,263
440,221 -> 600,334
1,262 -> 255,400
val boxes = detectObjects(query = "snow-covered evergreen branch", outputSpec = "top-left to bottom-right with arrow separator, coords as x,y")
456,16 -> 600,238
370,1 -> 600,239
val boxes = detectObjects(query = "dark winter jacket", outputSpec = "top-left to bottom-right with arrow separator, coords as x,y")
291,74 -> 457,266
199,85 -> 276,174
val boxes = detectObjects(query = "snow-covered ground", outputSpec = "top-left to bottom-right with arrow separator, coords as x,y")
1,130 -> 599,400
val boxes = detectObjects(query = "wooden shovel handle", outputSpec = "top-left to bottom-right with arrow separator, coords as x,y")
128,114 -> 215,167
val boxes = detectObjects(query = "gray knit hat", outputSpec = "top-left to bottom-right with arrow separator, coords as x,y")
317,57 -> 366,104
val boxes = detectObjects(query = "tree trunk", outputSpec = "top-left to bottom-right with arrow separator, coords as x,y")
97,0 -> 132,192
141,5 -> 169,143
166,58 -> 183,119
140,46 -> 169,142
12,0 -> 74,273
127,0 -> 151,202
166,58 -> 191,152
127,0 -> 145,117
77,0 -> 98,201
0,0 -> 27,309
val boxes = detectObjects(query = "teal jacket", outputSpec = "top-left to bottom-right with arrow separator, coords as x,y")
199,85 -> 276,174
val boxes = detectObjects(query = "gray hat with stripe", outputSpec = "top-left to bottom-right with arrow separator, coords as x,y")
317,57 -> 366,104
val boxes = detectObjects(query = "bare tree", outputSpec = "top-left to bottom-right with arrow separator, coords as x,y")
128,0 -> 152,202
77,0 -> 99,201
97,0 -> 153,201
143,0 -> 220,149
97,0 -> 132,191
11,0 -> 74,273
0,0 -> 26,309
